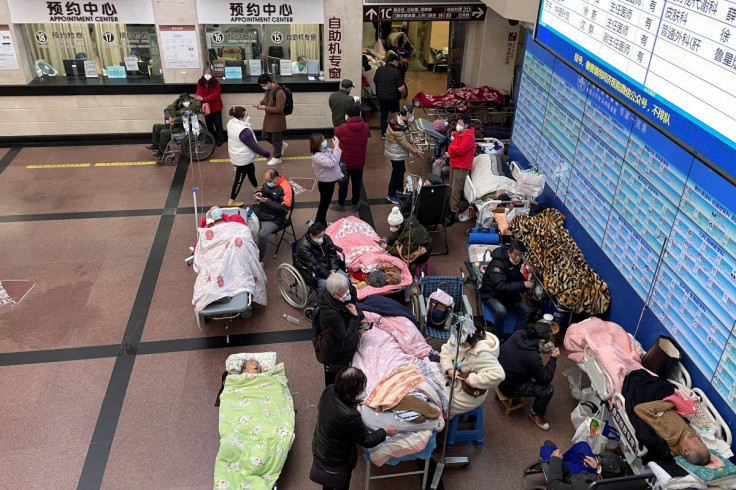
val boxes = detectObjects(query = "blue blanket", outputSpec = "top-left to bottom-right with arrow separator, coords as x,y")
359,295 -> 417,324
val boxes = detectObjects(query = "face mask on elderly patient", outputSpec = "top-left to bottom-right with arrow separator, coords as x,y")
339,290 -> 351,302
182,101 -> 191,107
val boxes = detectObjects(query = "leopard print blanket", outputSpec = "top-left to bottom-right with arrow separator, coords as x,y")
509,209 -> 610,315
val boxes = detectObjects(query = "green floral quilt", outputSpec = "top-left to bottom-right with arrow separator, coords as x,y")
214,363 -> 295,490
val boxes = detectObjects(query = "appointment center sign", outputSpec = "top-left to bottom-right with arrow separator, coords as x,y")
196,0 -> 325,24
7,0 -> 155,23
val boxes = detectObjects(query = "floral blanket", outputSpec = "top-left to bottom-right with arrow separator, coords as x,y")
325,217 -> 412,299
214,363 -> 295,490
412,86 -> 505,113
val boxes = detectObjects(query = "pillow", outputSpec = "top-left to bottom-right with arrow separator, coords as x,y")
675,450 -> 736,483
225,352 -> 277,374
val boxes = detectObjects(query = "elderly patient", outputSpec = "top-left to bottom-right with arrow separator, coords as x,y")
244,359 -> 262,374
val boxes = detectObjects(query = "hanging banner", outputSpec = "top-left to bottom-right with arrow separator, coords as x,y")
196,0 -> 324,25
7,0 -> 155,24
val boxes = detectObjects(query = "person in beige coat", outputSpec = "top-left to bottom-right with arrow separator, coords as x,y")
440,324 -> 505,418
256,74 -> 288,166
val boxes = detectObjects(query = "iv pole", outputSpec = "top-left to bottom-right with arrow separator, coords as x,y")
430,313 -> 471,489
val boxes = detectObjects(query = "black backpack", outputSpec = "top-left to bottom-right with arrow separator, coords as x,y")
275,85 -> 294,116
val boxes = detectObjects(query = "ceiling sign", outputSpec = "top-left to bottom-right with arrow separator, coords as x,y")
363,4 -> 487,22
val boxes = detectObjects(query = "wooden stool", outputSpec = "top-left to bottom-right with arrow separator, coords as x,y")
495,386 -> 528,415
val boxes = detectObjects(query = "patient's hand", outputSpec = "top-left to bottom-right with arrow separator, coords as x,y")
551,449 -> 562,459
384,425 -> 398,437
550,347 -> 560,358
583,456 -> 598,470
434,159 -> 442,166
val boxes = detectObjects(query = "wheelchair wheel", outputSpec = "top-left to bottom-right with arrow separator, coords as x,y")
277,263 -> 309,309
304,307 -> 315,321
181,129 -> 216,161
409,293 -> 424,332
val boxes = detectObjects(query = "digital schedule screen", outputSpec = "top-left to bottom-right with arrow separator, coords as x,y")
536,0 -> 736,180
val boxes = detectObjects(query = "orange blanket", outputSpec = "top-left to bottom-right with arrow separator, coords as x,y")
365,364 -> 423,411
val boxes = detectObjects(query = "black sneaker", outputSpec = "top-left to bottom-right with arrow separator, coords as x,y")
152,152 -> 163,160
145,144 -> 156,150
445,212 -> 456,227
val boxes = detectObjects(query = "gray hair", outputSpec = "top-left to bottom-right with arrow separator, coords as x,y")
326,272 -> 349,294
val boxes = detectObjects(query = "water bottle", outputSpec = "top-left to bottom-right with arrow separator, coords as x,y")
283,314 -> 300,324
191,114 -> 200,135
183,110 -> 190,133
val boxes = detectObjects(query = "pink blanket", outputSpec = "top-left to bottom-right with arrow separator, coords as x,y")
564,317 -> 643,394
412,86 -> 506,113
325,217 -> 412,299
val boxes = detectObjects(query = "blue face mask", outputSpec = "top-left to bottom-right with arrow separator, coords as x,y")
321,140 -> 328,149
266,181 -> 276,188
298,64 -> 305,70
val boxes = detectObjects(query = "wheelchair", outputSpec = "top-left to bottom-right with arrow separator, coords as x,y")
161,114 -> 217,165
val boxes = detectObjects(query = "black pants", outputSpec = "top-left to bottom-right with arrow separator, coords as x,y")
338,168 -> 363,206
324,364 -> 337,387
387,160 -> 406,197
261,130 -> 284,158
316,180 -> 337,226
205,110 -> 224,144
231,163 -> 258,200
323,470 -> 352,490
504,381 -> 554,416
152,123 -> 172,152
379,99 -> 400,136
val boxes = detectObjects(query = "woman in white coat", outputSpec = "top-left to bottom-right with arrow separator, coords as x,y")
226,106 -> 271,207
440,323 -> 505,418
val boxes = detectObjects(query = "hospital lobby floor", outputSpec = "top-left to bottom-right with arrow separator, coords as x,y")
0,134 -> 579,489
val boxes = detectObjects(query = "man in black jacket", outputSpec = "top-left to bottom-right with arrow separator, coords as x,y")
253,168 -> 293,261
373,53 -> 406,138
479,240 -> 533,333
544,445 -> 626,489
312,367 -> 397,490
498,321 -> 559,430
295,222 -> 346,289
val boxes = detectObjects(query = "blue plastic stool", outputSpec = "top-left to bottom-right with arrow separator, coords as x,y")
446,404 -> 484,448
481,303 -> 518,336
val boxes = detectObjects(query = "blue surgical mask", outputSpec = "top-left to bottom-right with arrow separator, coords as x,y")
211,208 -> 223,219
408,116 -> 414,123
298,64 -> 305,70
266,181 -> 276,188
321,140 -> 328,149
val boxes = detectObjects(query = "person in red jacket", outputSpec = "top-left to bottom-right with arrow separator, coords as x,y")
195,67 -> 225,146
330,105 -> 370,214
445,115 -> 476,226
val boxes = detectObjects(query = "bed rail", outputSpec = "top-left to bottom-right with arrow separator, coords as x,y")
692,387 -> 732,446
584,345 -> 615,401
610,393 -> 649,461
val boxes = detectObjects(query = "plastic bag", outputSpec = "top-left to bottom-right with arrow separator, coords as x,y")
571,401 -> 599,429
563,367 -> 583,400
510,161 -> 545,196
572,417 -> 620,453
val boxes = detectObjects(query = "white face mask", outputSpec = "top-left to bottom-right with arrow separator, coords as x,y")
204,74 -> 212,81
408,115 -> 414,123
182,101 -> 191,107
345,115 -> 349,121
339,290 -> 351,302
313,236 -> 324,244
244,116 -> 250,124
389,225 -> 400,232
261,85 -> 269,91
456,124 -> 464,132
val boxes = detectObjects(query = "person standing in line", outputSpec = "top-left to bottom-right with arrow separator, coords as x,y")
384,105 -> 423,204
256,74 -> 289,166
330,104 -> 369,213
225,106 -> 271,207
329,79 -> 358,128
445,115 -> 476,226
373,53 -> 406,139
311,367 -> 397,490
195,66 -> 225,146
310,133 -> 343,227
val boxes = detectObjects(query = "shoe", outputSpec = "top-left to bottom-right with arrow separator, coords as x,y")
267,157 -> 282,166
152,152 -> 163,160
306,219 -> 314,227
386,195 -> 400,204
145,144 -> 156,150
529,410 -> 550,430
543,439 -> 557,447
216,141 -> 224,147
351,203 -> 361,213
228,199 -> 244,207
281,141 -> 289,156
381,134 -> 386,140
445,212 -> 456,227
328,203 -> 345,212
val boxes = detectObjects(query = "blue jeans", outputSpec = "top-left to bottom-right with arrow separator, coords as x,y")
484,297 -> 530,332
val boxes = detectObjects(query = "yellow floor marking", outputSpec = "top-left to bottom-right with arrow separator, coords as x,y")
26,163 -> 90,168
95,161 -> 157,166
211,155 -> 311,163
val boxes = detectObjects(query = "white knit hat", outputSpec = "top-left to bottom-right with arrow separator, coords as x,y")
387,206 -> 404,226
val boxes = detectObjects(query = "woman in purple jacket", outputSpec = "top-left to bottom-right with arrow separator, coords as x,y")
310,133 -> 343,227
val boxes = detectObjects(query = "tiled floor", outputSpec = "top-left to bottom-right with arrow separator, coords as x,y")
0,116 -> 578,489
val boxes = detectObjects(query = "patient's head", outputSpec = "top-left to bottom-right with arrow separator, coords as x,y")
244,359 -> 261,374
597,452 -> 626,479
335,367 -> 367,400
680,432 -> 711,465
206,206 -> 224,225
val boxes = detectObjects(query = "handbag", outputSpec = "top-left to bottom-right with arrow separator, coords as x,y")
309,457 -> 350,488
510,161 -> 545,197
426,282 -> 454,330
641,335 -> 681,379
201,102 -> 211,116
456,370 -> 487,397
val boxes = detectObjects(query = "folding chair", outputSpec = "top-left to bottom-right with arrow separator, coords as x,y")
417,275 -> 472,339
268,205 -> 297,259
414,184 -> 450,255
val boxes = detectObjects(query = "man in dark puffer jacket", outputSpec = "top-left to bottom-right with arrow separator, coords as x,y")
295,222 -> 345,290
479,240 -> 533,332
312,367 -> 397,490
373,53 -> 405,138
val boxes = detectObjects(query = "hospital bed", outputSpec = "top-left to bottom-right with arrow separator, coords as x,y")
412,86 -> 513,125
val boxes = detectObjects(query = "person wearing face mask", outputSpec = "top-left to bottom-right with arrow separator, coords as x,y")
311,367 -> 397,490
444,115 -> 477,226
310,132 -> 343,227
195,67 -> 225,146
329,79 -> 359,128
479,240 -> 533,334
252,168 -> 293,262
256,74 -> 288,166
331,104 -> 370,213
497,320 -> 559,431
384,105 -> 423,204
226,106 -> 271,207
291,55 -> 308,74
373,53 -> 406,138
148,93 -> 201,160
295,221 -> 347,290
315,273 -> 362,387
380,206 -> 433,268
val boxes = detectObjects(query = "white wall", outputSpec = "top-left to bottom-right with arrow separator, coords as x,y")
462,9 -> 521,93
